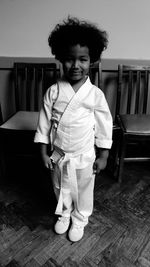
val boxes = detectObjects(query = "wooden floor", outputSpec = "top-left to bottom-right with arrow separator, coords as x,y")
0,159 -> 150,267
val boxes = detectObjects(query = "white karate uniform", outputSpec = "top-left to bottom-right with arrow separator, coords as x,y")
34,77 -> 113,225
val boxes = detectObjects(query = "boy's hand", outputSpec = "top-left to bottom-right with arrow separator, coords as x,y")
93,148 -> 109,174
40,143 -> 53,169
42,154 -> 53,169
93,157 -> 107,174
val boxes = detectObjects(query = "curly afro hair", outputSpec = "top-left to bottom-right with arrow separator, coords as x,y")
48,17 -> 108,63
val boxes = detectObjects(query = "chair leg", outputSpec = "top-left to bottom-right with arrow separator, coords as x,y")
112,128 -> 122,179
0,135 -> 7,180
0,150 -> 6,180
117,133 -> 127,184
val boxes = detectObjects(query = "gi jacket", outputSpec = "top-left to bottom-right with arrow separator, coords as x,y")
34,77 -> 113,154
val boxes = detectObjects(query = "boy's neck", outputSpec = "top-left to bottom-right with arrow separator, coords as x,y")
68,76 -> 88,92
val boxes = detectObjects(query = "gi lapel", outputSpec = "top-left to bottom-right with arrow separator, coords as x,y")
58,77 -> 93,125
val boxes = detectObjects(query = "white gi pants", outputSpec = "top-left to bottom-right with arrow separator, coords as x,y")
51,153 -> 95,225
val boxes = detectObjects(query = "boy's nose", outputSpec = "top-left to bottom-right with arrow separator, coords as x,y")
73,60 -> 79,68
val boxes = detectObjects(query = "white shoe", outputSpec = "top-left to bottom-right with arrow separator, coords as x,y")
54,216 -> 70,234
68,223 -> 85,242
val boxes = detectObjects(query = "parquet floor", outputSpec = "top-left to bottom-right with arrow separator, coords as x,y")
0,159 -> 150,267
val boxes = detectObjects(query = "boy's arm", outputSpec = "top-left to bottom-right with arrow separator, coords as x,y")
93,90 -> 113,174
34,86 -> 55,169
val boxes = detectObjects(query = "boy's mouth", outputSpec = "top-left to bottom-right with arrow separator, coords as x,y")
70,71 -> 81,75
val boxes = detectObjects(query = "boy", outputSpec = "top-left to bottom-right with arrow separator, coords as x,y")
34,17 -> 113,242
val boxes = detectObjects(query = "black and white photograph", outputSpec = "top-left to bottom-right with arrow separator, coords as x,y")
0,0 -> 150,266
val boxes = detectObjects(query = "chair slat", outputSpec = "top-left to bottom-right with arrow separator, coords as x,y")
33,67 -> 39,111
25,66 -> 31,111
14,66 -> 20,111
127,70 -> 133,114
143,70 -> 149,114
41,67 -> 44,96
116,64 -> 123,117
135,70 -> 140,114
98,61 -> 102,89
89,62 -> 102,89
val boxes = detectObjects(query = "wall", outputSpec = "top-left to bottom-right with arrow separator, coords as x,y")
1,0 -> 150,121
0,0 -> 150,59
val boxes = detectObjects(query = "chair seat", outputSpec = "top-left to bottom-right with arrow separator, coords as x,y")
0,111 -> 39,154
119,114 -> 150,134
113,122 -> 120,131
0,111 -> 39,131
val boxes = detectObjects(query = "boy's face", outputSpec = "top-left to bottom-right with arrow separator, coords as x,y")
62,44 -> 90,84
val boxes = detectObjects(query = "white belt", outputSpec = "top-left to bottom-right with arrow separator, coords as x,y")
55,154 -> 78,215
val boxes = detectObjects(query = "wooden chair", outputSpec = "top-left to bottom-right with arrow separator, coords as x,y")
0,62 -> 60,178
116,64 -> 150,183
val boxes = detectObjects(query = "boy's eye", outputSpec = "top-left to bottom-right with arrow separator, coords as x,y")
65,57 -> 73,61
80,58 -> 88,62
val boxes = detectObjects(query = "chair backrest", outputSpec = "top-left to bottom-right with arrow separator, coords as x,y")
13,61 -> 102,112
116,64 -> 150,118
14,62 -> 60,112
89,61 -> 103,89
